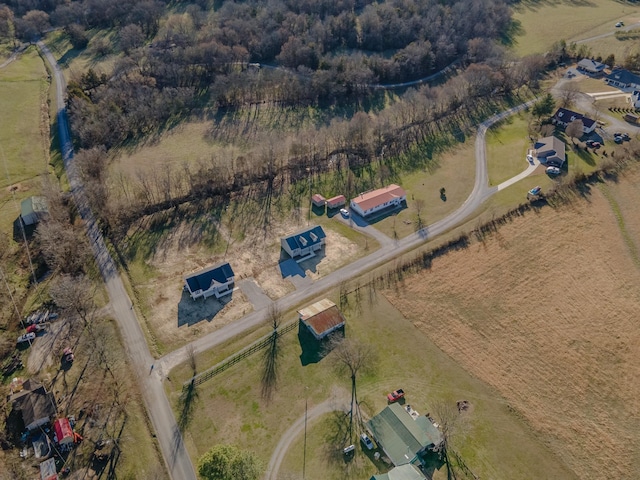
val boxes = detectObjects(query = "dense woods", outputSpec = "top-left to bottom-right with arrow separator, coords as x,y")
1,0 -> 514,149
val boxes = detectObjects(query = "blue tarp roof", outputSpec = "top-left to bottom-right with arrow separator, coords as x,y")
283,225 -> 326,252
185,262 -> 234,292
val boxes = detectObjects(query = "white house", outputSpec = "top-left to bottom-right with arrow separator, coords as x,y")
184,262 -> 235,300
534,136 -> 566,167
552,108 -> 596,134
281,225 -> 326,260
576,58 -> 607,75
350,184 -> 407,218
605,69 -> 640,89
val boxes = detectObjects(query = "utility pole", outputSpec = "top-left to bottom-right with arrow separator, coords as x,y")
303,387 -> 308,479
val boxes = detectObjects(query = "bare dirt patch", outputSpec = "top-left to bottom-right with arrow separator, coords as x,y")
134,216 -> 362,352
383,171 -> 640,479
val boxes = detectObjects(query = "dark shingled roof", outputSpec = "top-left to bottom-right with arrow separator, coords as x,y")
284,225 -> 326,252
11,380 -> 56,429
185,262 -> 234,292
606,69 -> 640,86
553,108 -> 595,129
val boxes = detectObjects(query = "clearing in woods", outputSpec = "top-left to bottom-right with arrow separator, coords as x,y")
384,166 -> 640,480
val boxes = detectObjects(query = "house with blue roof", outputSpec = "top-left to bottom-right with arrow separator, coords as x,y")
281,225 -> 326,261
184,262 -> 235,300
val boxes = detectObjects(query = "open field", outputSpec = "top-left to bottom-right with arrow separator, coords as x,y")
368,139 -> 477,239
0,46 -> 50,236
384,165 -> 640,480
167,290 -> 576,480
511,0 -> 640,56
579,34 -> 640,64
127,208 -> 376,354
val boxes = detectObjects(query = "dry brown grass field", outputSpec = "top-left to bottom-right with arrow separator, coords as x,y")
384,166 -> 640,479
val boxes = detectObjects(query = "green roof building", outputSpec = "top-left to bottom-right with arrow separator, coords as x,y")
367,403 -> 443,467
20,196 -> 48,226
370,464 -> 426,480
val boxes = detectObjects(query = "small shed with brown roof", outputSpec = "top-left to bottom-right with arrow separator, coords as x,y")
298,299 -> 346,340
311,194 -> 326,207
326,195 -> 346,209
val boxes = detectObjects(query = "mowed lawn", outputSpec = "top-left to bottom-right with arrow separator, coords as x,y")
0,46 -> 50,235
485,113 -> 531,186
168,290 -> 577,480
511,0 -> 640,56
385,165 -> 640,480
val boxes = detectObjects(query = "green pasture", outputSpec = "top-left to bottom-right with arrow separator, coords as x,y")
0,46 -> 49,236
510,0 -> 640,56
486,113 -> 531,186
168,290 -> 578,480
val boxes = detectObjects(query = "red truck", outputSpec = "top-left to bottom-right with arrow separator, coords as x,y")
387,389 -> 405,403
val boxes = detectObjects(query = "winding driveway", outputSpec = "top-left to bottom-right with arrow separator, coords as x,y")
38,36 -> 539,479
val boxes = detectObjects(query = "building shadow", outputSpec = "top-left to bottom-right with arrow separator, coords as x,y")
177,289 -> 233,327
349,202 -> 408,227
13,217 -> 36,241
298,323 -> 344,366
279,247 -> 326,278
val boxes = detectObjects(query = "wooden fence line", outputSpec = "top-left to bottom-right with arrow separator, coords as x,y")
183,320 -> 297,391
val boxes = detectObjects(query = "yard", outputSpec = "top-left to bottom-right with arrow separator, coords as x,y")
166,287 -> 578,480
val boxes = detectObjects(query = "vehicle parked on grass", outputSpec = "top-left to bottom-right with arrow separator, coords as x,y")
528,186 -> 542,196
387,389 -> 405,403
622,133 -> 630,141
360,433 -> 374,450
586,140 -> 601,149
614,136 -> 623,144
546,166 -> 561,175
615,22 -> 623,27
17,333 -> 35,345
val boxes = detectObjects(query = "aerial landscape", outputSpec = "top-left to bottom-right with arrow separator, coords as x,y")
0,0 -> 639,479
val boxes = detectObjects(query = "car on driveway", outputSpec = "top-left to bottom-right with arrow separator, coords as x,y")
546,166 -> 561,175
360,433 -> 374,450
526,154 -> 534,164
339,208 -> 349,217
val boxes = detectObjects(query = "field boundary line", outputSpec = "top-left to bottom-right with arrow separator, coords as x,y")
598,183 -> 640,268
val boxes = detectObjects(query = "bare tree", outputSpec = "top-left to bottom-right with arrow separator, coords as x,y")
565,119 -> 584,144
558,83 -> 579,108
415,199 -> 426,231
50,275 -> 98,328
325,336 -> 377,444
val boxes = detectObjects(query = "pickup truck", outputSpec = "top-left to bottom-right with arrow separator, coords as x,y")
387,389 -> 405,403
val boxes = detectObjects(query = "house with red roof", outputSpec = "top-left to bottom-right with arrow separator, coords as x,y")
350,184 -> 407,218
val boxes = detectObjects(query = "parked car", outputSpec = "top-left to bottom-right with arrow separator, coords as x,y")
614,136 -> 623,144
615,22 -> 623,27
360,433 -> 374,450
528,186 -> 542,196
546,166 -> 561,175
622,133 -> 630,141
17,333 -> 36,345
526,154 -> 535,164
588,141 -> 601,149
339,208 -> 349,217
387,389 -> 405,403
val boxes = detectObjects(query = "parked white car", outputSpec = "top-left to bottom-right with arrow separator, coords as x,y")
546,166 -> 561,175
339,208 -> 349,217
360,433 -> 374,450
17,332 -> 36,345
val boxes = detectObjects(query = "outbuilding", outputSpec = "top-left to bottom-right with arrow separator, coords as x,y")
10,379 -> 57,431
53,417 -> 74,445
20,196 -> 49,226
326,195 -> 346,209
311,194 -> 326,207
298,299 -> 346,340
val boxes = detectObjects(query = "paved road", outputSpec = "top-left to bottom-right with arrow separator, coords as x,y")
157,98 -> 538,376
265,395 -> 349,480
37,42 -> 198,480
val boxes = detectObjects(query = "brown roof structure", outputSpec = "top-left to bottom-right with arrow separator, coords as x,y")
351,184 -> 406,212
11,379 -> 57,431
298,299 -> 346,340
311,194 -> 326,207
326,195 -> 346,208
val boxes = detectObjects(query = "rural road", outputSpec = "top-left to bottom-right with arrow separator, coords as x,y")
37,42 -> 198,480
265,395 -> 349,480
574,22 -> 640,44
39,34 -> 539,479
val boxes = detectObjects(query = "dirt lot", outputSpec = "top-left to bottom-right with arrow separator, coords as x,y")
134,217 -> 362,353
383,167 -> 640,479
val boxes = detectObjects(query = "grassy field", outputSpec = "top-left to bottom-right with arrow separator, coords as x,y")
167,289 -> 578,480
511,0 -> 640,56
385,164 -> 640,480
366,139 -> 477,239
486,113 -> 531,186
0,46 -> 50,235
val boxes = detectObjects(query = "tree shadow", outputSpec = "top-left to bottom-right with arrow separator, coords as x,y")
177,380 -> 199,432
